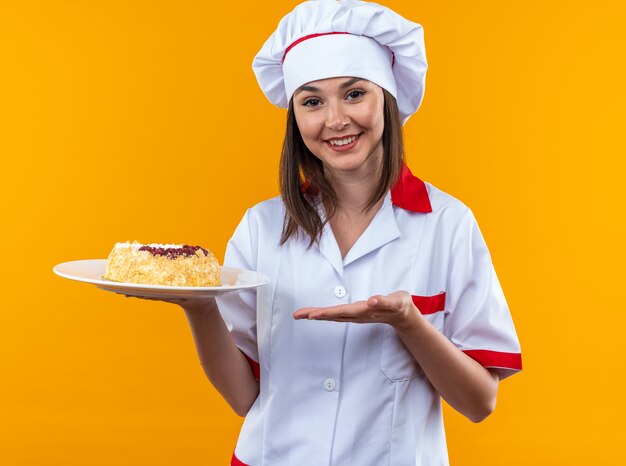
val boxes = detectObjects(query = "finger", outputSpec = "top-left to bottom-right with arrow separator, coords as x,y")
308,301 -> 370,319
294,302 -> 366,319
128,295 -> 162,301
293,307 -> 322,319
312,316 -> 354,322
124,295 -> 189,305
310,316 -> 374,324
367,291 -> 411,310
308,311 -> 346,320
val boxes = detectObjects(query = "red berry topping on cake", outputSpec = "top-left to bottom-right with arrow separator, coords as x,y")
139,244 -> 209,260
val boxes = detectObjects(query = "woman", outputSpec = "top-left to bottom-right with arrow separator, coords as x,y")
136,1 -> 522,464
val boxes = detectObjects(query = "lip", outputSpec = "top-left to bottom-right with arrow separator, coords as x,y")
324,133 -> 362,152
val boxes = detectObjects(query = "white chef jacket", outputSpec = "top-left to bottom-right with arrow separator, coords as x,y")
217,164 -> 522,466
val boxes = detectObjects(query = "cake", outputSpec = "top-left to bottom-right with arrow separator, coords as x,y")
103,241 -> 221,286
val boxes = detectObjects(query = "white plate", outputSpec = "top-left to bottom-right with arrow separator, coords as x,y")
53,259 -> 270,298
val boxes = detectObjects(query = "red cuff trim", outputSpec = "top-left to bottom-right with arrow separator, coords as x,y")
463,349 -> 522,370
242,352 -> 260,381
412,292 -> 446,315
231,451 -> 249,466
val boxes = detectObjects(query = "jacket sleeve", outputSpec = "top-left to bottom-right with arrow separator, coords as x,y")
443,208 -> 522,380
216,210 -> 259,366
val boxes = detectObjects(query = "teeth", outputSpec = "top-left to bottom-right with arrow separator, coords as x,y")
329,135 -> 358,146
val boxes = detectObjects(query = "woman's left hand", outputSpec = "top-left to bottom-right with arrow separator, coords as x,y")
293,291 -> 421,329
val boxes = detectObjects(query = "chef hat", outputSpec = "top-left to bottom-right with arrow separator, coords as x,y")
252,0 -> 428,124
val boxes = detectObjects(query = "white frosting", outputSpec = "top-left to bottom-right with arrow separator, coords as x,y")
116,241 -> 184,249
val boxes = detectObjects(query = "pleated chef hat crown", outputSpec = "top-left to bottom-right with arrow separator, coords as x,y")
252,0 -> 428,124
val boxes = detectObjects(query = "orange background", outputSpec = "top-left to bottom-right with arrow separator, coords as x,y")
1,1 -> 625,464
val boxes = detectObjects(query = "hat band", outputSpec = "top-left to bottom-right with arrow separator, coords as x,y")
283,32 -> 395,66
282,32 -> 350,63
282,32 -> 397,104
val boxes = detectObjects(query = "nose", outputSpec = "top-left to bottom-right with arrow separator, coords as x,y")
325,101 -> 349,131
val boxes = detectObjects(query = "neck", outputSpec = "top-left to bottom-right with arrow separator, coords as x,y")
325,157 -> 383,215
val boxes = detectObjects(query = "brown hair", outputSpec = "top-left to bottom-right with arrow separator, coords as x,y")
279,89 -> 404,247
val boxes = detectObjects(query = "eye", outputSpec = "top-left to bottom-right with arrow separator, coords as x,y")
302,98 -> 321,107
346,89 -> 366,100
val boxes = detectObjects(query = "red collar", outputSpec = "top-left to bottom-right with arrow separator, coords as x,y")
391,163 -> 432,213
301,163 -> 432,213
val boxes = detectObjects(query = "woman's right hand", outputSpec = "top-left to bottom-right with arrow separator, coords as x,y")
123,294 -> 217,314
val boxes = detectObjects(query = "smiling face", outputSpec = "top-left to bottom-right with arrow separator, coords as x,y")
292,77 -> 385,178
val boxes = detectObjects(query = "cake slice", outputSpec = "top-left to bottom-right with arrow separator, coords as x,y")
103,241 -> 221,286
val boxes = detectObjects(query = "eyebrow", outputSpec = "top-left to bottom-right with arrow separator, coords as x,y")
294,77 -> 366,96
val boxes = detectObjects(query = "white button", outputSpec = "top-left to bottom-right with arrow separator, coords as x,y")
333,286 -> 347,298
323,378 -> 336,392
